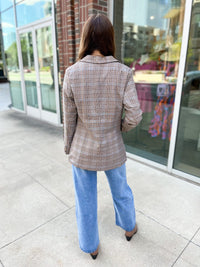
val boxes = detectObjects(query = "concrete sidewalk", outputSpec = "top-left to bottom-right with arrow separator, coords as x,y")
0,109 -> 200,267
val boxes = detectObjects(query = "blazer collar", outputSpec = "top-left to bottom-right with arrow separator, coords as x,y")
80,55 -> 119,64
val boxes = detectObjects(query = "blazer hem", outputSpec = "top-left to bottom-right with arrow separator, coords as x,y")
68,157 -> 127,171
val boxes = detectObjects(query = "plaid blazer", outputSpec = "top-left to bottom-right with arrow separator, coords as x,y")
63,55 -> 142,171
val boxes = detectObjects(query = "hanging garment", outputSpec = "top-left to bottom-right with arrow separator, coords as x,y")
135,83 -> 153,113
149,85 -> 176,140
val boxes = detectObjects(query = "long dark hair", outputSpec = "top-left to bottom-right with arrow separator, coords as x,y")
78,14 -> 115,60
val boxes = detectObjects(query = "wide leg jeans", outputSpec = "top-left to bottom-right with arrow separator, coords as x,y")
72,163 -> 136,253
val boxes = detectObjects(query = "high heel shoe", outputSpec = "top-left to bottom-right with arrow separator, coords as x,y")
90,247 -> 98,260
125,224 -> 137,241
90,252 -> 98,260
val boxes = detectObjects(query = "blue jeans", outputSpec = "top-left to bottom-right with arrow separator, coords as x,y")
72,163 -> 136,253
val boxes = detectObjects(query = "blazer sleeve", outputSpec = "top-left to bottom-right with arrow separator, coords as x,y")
63,69 -> 77,154
121,69 -> 142,132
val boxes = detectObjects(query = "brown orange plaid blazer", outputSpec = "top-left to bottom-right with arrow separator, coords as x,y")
63,55 -> 142,171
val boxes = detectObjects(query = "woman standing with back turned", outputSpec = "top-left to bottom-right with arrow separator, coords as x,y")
63,14 -> 142,260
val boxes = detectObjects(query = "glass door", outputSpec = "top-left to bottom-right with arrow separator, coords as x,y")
36,25 -> 56,114
173,0 -> 200,178
18,21 -> 59,123
20,31 -> 39,114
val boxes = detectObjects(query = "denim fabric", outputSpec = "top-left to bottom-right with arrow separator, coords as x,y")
72,163 -> 136,253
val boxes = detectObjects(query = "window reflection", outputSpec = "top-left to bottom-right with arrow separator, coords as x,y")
114,0 -> 185,165
36,26 -> 56,113
20,32 -> 38,108
0,23 -> 7,80
1,7 -> 24,110
174,0 -> 200,178
16,0 -> 52,27
0,0 -> 13,12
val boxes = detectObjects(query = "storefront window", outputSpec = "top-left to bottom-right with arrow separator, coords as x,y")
114,0 -> 185,165
174,0 -> 200,178
16,0 -> 52,27
1,7 -> 24,110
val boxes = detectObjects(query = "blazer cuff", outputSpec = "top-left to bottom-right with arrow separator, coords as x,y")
64,145 -> 70,155
121,113 -> 142,132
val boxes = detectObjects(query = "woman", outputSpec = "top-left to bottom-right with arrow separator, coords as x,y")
63,14 -> 142,259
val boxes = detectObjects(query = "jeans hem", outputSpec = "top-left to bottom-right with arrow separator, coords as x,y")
79,243 -> 99,254
116,221 -> 136,232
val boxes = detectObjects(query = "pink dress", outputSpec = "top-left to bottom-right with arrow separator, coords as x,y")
135,83 -> 153,113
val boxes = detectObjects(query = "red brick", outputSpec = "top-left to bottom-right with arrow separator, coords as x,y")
57,0 -> 109,83
93,4 -> 103,11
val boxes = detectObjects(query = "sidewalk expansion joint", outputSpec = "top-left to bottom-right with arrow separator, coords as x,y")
171,226 -> 200,267
136,209 -> 189,242
190,226 -> 200,248
25,172 -> 70,208
191,240 -> 200,248
0,208 -> 73,251
0,259 -> 5,267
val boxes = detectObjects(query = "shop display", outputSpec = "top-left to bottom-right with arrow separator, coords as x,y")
149,84 -> 176,140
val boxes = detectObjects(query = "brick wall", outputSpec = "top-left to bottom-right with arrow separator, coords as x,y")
56,0 -> 108,83
56,0 -> 108,123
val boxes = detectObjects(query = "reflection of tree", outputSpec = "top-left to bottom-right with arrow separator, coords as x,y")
37,26 -> 52,68
44,1 -> 52,16
20,37 -> 33,68
6,41 -> 18,67
6,37 -> 34,69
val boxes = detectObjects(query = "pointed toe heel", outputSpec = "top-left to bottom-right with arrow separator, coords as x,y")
90,247 -> 99,260
125,235 -> 133,241
125,224 -> 138,241
90,253 -> 98,260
